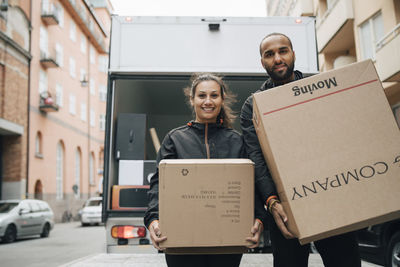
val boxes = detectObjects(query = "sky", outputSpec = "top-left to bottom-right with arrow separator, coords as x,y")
109,0 -> 267,17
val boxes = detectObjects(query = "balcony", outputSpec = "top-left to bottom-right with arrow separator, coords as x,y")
292,0 -> 314,16
41,5 -> 59,25
375,23 -> 400,82
40,50 -> 59,69
316,0 -> 354,54
39,92 -> 59,113
59,0 -> 107,53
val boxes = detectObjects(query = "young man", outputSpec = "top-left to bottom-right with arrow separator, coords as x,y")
240,33 -> 361,267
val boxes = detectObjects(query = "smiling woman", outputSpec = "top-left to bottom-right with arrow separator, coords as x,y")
143,73 -> 264,267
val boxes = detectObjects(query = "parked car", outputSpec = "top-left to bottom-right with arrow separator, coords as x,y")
0,199 -> 54,243
357,218 -> 400,267
79,197 -> 102,226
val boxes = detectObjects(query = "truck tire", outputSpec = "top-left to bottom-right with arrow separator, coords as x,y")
386,231 -> 400,267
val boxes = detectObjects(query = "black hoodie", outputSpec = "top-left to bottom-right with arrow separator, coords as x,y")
144,121 -> 267,228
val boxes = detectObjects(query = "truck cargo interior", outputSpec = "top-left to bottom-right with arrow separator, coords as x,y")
108,75 -> 266,183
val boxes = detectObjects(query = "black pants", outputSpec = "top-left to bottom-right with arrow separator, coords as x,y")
165,253 -> 242,267
267,214 -> 361,267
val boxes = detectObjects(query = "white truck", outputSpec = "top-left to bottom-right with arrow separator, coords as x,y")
102,15 -> 318,253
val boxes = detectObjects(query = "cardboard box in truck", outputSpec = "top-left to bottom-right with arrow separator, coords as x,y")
159,159 -> 254,253
252,60 -> 400,245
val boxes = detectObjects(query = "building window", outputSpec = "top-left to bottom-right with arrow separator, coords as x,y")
55,43 -> 63,67
98,55 -> 108,73
81,34 -> 86,54
39,70 -> 48,94
89,153 -> 95,185
69,94 -> 76,115
90,109 -> 95,127
90,46 -> 96,64
99,114 -> 106,131
359,12 -> 384,60
80,68 -> 87,83
70,20 -> 76,42
75,148 -> 81,198
56,141 -> 64,200
99,84 -> 107,102
56,83 -> 63,107
69,57 -> 76,78
56,3 -> 64,28
40,26 -> 48,56
90,78 -> 95,95
35,132 -> 43,157
80,103 -> 87,121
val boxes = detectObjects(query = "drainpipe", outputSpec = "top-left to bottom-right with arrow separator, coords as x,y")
25,0 -> 32,199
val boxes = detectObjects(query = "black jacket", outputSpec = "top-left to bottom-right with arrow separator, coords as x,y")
144,121 -> 266,228
240,70 -> 307,205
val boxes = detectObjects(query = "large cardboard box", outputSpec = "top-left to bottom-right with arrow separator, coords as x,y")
252,60 -> 400,244
159,159 -> 254,253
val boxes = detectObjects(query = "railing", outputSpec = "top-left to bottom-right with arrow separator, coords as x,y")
376,23 -> 400,51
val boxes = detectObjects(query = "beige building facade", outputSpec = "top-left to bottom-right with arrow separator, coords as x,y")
266,0 -> 400,124
27,0 -> 111,222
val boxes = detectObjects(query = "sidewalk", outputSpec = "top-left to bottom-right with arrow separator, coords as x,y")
62,253 -> 381,267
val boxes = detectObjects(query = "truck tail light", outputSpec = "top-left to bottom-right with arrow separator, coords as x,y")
111,225 -> 147,239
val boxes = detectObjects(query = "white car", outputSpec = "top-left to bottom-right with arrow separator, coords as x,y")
0,199 -> 54,243
79,197 -> 102,226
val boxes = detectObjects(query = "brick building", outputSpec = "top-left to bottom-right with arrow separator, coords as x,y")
0,0 -> 112,223
0,1 -> 31,200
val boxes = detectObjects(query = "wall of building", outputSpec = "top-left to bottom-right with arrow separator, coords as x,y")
27,0 -> 110,222
0,5 -> 31,199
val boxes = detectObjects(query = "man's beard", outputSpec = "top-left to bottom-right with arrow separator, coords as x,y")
266,62 -> 295,83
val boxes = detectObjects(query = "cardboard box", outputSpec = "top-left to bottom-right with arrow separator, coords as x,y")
159,159 -> 254,253
252,60 -> 400,244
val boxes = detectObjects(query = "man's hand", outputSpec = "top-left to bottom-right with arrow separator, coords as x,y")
148,220 -> 167,250
246,219 -> 263,248
271,202 -> 295,239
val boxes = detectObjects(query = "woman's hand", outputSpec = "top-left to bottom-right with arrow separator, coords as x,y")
246,219 -> 263,248
270,202 -> 295,239
148,220 -> 167,250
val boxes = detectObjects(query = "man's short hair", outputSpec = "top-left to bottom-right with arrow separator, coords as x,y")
259,33 -> 293,55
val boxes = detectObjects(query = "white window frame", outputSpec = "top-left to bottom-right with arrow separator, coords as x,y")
70,20 -> 76,42
80,34 -> 86,54
55,43 -> 63,67
90,46 -> 96,64
99,84 -> 107,102
39,70 -> 48,94
359,12 -> 384,60
56,83 -> 63,107
40,26 -> 48,57
90,109 -> 95,127
99,114 -> 106,131
69,57 -> 76,78
69,94 -> 76,115
90,78 -> 95,95
80,103 -> 87,121
89,153 -> 95,185
75,149 -> 81,198
56,3 -> 64,28
56,142 -> 64,200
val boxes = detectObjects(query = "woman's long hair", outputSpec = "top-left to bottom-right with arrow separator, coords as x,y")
183,73 -> 237,128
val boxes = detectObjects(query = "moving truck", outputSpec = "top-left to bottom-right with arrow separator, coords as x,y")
103,15 -> 318,253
